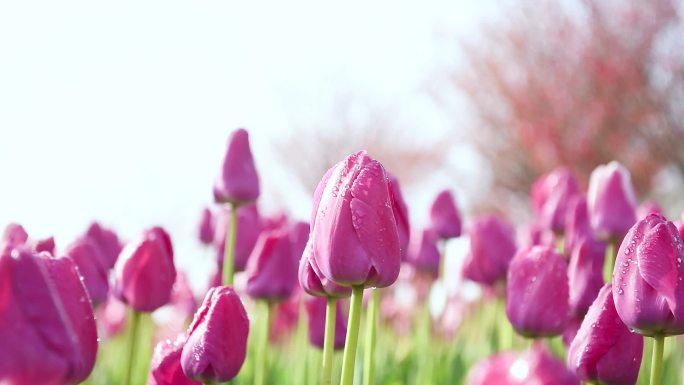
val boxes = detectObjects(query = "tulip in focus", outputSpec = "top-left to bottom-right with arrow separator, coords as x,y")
306,296 -> 347,349
506,246 -> 569,337
148,335 -> 201,385
213,128 -> 260,204
429,189 -> 462,240
530,167 -> 581,234
299,241 -> 352,298
587,161 -> 637,241
568,284 -> 643,385
462,215 -> 517,286
181,286 -> 249,382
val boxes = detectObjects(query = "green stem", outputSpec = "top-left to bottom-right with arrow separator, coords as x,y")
438,239 -> 446,281
222,203 -> 238,286
340,286 -> 364,385
362,289 -> 380,385
203,381 -> 214,385
649,335 -> 665,385
556,234 -> 565,256
295,299 -> 308,385
123,310 -> 140,385
603,240 -> 616,283
322,297 -> 337,385
255,301 -> 272,385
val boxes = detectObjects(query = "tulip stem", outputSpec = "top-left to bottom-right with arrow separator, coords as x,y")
438,239 -> 446,280
340,285 -> 364,385
222,203 -> 238,286
649,335 -> 665,385
322,297 -> 337,385
603,240 -> 616,283
123,310 -> 141,385
255,301 -> 272,385
362,289 -> 380,385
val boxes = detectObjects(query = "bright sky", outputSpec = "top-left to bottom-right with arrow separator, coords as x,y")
0,1 -> 498,289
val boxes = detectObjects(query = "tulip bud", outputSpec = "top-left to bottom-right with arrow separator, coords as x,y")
568,284 -> 643,385
197,207 -> 215,245
148,335 -> 201,385
213,128 -> 260,204
113,226 -> 177,312
530,167 -> 581,234
563,197 -> 594,255
245,229 -> 298,301
305,296 -> 347,349
310,151 -> 401,288
289,221 -> 310,263
613,213 -> 684,336
84,221 -> 122,269
406,228 -> 440,277
568,237 -> 606,316
214,203 -> 262,272
181,286 -> 249,382
387,173 -> 410,259
429,189 -> 462,239
463,215 -> 517,286
0,247 -> 98,385
506,246 -> 569,337
2,222 -> 28,247
587,161 -> 637,241
34,236 -> 56,255
65,237 -> 110,305
299,241 -> 352,298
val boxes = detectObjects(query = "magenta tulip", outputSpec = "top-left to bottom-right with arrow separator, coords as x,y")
245,229 -> 298,301
568,237 -> 606,316
637,200 -> 663,220
568,284 -> 643,385
197,207 -> 215,245
299,241 -> 352,298
305,296 -> 347,349
148,335 -> 201,385
65,237 -> 110,305
213,128 -> 260,204
113,226 -> 176,312
289,220 -> 310,262
587,161 -> 637,241
2,222 -> 28,247
613,213 -> 684,336
506,246 -> 569,337
0,247 -> 98,385
310,151 -> 401,288
84,222 -> 122,269
518,220 -> 555,249
463,215 -> 517,286
262,212 -> 289,231
429,189 -> 462,239
181,286 -> 249,382
34,236 -> 55,254
563,197 -> 594,255
406,228 -> 440,277
387,173 -> 410,259
214,203 -> 262,272
530,167 -> 581,233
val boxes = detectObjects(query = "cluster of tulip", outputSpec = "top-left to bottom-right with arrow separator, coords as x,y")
2,127 -> 684,385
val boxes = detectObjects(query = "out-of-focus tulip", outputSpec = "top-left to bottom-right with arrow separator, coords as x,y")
85,222 -> 122,269
387,173 -> 410,259
271,291 -> 301,343
429,189 -> 462,239
213,128 -> 260,204
587,161 -> 637,241
289,221 -> 309,262
530,167 -> 581,233
246,229 -> 298,301
2,222 -> 28,247
563,197 -> 594,255
613,213 -> 684,336
97,294 -> 128,337
214,204 -> 261,272
506,246 -> 569,337
181,286 -> 249,382
518,220 -> 555,249
568,284 -> 643,385
299,242 -> 352,298
262,212 -> 289,231
562,317 -> 583,347
65,237 -> 110,305
113,227 -> 176,312
637,200 -> 663,221
34,236 -> 55,254
197,207 -> 215,245
463,215 -> 517,286
406,228 -> 440,277
310,151 -> 401,288
171,272 -> 197,318
148,335 -> 201,385
568,237 -> 606,316
0,247 -> 98,385
305,296 -> 347,349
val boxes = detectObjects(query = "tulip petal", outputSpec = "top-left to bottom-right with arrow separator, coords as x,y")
637,223 -> 679,313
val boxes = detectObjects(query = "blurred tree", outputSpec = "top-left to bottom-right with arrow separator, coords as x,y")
439,0 -> 684,213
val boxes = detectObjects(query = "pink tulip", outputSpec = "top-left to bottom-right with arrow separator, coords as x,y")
530,167 -> 581,233
310,151 -> 401,288
213,128 -> 260,204
0,247 -> 98,385
429,189 -> 462,239
214,203 -> 262,272
113,226 -> 177,312
587,161 -> 637,241
84,221 -> 122,269
2,222 -> 28,247
506,246 -> 569,337
305,296 -> 347,349
148,335 -> 201,385
637,200 -> 663,220
518,220 -> 555,249
197,207 -> 215,245
568,237 -> 606,316
245,229 -> 298,301
34,236 -> 56,254
289,220 -> 310,262
299,241 -> 352,298
563,196 -> 594,255
262,212 -> 289,231
406,227 -> 440,277
387,173 -> 410,259
65,237 -> 110,305
181,286 -> 249,382
568,284 -> 643,385
463,215 -> 517,286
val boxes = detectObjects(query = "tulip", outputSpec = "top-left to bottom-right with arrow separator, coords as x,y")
148,335 -> 201,385
215,203 -> 261,286
463,215 -> 517,286
637,200 -> 663,220
387,173 -> 410,259
563,196 -> 594,255
0,247 -> 98,385
213,128 -> 260,204
289,220 -> 310,262
406,227 -> 441,278
429,189 -> 462,239
181,286 -> 249,382
518,220 -> 555,249
84,221 -> 122,269
271,292 -> 301,343
197,207 -> 215,245
299,244 -> 352,298
568,237 -> 606,316
506,246 -> 569,337
65,237 -> 110,305
2,222 -> 28,247
306,296 -> 347,349
34,236 -> 55,254
568,284 -> 643,385
587,161 -> 637,241
171,272 -> 198,319
262,211 -> 289,231
530,167 -> 581,234
246,229 -> 298,301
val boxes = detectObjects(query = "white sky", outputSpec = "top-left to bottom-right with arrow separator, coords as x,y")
0,0 -> 499,289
